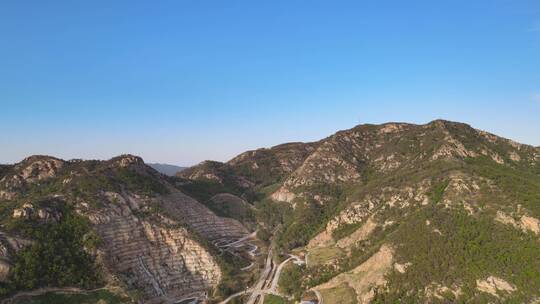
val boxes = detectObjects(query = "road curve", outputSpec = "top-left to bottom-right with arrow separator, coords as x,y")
246,246 -> 274,304
313,289 -> 323,304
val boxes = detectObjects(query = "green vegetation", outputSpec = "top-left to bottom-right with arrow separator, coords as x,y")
332,221 -> 362,240
465,156 -> 540,216
5,208 -> 102,295
175,178 -> 255,225
116,168 -> 168,195
319,285 -> 357,304
263,294 -> 289,304
213,250 -> 255,300
176,178 -> 242,203
13,290 -> 129,304
275,185 -> 345,251
279,264 -> 305,300
255,199 -> 291,230
206,196 -> 254,225
307,247 -> 344,266
427,180 -> 449,204
373,205 -> 540,303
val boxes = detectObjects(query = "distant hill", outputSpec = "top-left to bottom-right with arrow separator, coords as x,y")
148,163 -> 186,176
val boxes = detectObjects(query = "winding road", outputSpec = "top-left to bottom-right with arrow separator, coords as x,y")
219,247 -> 307,304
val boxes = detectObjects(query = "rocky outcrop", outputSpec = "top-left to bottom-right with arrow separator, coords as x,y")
265,120 -> 540,205
270,186 -> 296,203
476,276 -> 516,297
424,283 -> 463,300
15,155 -> 65,183
12,203 -> 61,222
495,211 -> 540,235
0,156 -> 64,200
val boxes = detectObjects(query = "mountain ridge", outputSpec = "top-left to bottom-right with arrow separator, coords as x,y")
2,119 -> 540,303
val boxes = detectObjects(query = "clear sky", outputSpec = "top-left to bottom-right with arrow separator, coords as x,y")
1,1 -> 539,166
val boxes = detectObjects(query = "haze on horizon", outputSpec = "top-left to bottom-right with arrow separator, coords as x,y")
1,0 -> 539,166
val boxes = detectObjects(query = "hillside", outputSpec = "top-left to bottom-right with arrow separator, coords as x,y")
2,119 -> 540,304
0,155 -> 257,303
179,119 -> 540,303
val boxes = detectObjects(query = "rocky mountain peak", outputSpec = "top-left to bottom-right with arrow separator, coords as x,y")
15,155 -> 65,181
110,154 -> 145,168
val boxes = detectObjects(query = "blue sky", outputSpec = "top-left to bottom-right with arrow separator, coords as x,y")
1,1 -> 539,165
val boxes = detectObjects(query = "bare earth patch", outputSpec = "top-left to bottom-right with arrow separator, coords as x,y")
336,217 -> 377,248
315,244 -> 393,304
319,284 -> 357,304
307,247 -> 345,267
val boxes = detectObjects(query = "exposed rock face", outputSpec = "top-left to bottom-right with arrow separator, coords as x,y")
476,276 -> 516,297
496,211 -> 540,235
12,203 -> 60,222
96,213 -> 220,302
520,215 -> 540,234
82,189 -> 234,302
112,154 -> 145,168
16,155 -> 65,183
393,262 -> 411,274
281,135 -> 364,188
0,156 -> 65,200
311,181 -> 431,245
256,120 -> 539,204
424,283 -> 463,300
270,186 -> 296,203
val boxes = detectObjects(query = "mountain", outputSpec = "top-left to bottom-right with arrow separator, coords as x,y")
147,163 -> 186,176
0,155 -> 252,303
1,119 -> 540,304
179,119 -> 540,303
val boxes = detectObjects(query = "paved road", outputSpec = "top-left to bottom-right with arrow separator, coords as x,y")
269,254 -> 303,293
313,289 -> 323,304
218,290 -> 251,304
246,245 -> 274,304
221,231 -> 257,248
218,236 -> 310,304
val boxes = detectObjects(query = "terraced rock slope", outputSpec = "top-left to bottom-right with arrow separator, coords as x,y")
0,155 -> 250,303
